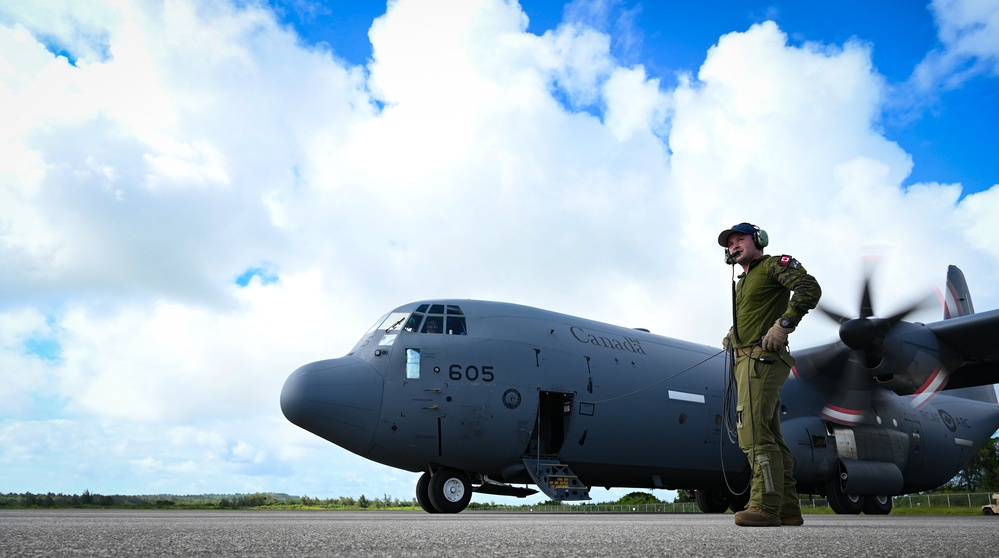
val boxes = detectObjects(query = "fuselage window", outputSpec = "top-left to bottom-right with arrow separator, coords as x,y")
406,349 -> 420,379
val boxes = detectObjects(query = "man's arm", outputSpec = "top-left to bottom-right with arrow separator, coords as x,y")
771,256 -> 821,327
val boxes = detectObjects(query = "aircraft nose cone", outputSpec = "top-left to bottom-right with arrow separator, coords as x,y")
280,356 -> 384,456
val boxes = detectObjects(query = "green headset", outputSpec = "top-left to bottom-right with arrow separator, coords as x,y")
720,222 -> 768,265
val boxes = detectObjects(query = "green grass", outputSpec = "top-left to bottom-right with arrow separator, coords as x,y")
800,505 -> 987,516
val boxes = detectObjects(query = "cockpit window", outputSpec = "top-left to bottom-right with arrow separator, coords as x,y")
446,316 -> 466,335
406,304 -> 466,335
349,306 -> 467,355
422,316 -> 443,333
379,312 -> 411,333
361,312 -> 389,338
404,313 -> 423,332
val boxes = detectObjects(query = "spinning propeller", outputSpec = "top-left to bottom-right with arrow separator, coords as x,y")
808,265 -> 942,425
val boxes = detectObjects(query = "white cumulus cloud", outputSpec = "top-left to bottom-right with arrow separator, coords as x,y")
0,0 -> 995,503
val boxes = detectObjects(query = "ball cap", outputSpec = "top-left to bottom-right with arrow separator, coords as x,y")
717,222 -> 758,247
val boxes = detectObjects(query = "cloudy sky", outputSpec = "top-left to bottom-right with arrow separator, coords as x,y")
1,0 -> 997,506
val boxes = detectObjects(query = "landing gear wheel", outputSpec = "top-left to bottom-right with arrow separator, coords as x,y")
428,468 -> 472,514
416,472 -> 440,513
693,487 -> 748,513
826,476 -> 863,514
694,489 -> 729,513
862,494 -> 893,515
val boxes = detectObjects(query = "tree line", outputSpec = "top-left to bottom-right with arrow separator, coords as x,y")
3,436 -> 995,510
0,491 -> 424,510
944,435 -> 999,492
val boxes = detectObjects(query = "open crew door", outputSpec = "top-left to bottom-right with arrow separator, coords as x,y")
522,390 -> 591,501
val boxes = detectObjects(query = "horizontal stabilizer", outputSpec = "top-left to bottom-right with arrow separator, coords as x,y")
928,308 -> 999,392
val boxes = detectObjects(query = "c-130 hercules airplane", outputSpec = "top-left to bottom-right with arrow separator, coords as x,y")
281,265 -> 999,514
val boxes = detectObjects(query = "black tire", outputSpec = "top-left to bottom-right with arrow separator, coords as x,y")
862,495 -> 893,515
694,488 -> 729,514
826,476 -> 863,515
984,508 -> 995,516
416,472 -> 440,513
428,468 -> 472,514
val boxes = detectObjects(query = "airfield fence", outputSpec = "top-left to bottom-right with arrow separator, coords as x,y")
517,492 -> 996,513
804,491 -> 997,510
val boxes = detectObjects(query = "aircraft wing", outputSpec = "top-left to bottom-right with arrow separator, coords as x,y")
793,308 -> 999,397
927,308 -> 999,390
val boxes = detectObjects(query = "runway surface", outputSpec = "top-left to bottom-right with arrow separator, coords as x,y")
2,510 -> 998,557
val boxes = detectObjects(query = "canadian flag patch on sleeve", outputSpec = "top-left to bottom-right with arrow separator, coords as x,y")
779,255 -> 802,269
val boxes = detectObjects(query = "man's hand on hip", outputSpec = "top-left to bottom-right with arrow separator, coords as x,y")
761,320 -> 794,352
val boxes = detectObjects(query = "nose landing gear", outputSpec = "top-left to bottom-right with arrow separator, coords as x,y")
416,468 -> 472,513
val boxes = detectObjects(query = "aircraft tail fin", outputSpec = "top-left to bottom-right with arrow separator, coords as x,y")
943,265 -> 975,319
934,266 -> 998,405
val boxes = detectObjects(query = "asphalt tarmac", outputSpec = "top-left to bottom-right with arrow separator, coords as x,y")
2,509 -> 998,557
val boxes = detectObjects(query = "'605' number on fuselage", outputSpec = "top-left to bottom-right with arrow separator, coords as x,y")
449,364 -> 494,382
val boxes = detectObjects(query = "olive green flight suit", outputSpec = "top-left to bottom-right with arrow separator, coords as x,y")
732,254 -> 820,515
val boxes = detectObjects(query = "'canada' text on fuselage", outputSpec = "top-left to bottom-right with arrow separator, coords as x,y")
569,327 -> 647,355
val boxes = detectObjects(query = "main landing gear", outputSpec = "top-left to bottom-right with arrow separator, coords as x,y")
825,477 -> 893,514
416,469 -> 472,513
694,486 -> 750,514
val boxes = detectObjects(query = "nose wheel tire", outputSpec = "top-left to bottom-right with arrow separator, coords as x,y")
428,468 -> 472,513
416,472 -> 440,513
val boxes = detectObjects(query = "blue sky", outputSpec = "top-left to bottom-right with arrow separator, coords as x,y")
0,0 -> 997,505
275,0 -> 997,195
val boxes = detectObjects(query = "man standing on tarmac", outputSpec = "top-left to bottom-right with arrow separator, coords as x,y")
719,222 -> 821,527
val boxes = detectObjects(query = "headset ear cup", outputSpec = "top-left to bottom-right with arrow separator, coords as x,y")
755,228 -> 769,249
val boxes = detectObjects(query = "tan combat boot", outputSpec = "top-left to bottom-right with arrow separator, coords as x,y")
780,514 -> 804,526
734,507 -> 782,527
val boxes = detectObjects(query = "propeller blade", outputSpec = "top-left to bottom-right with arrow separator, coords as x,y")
807,259 -> 948,421
884,293 -> 937,327
820,353 -> 873,426
908,365 -> 949,410
818,306 -> 851,325
859,273 -> 874,319
792,341 -> 848,386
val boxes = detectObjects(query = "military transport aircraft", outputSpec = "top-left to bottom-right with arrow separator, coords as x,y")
281,265 -> 999,514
